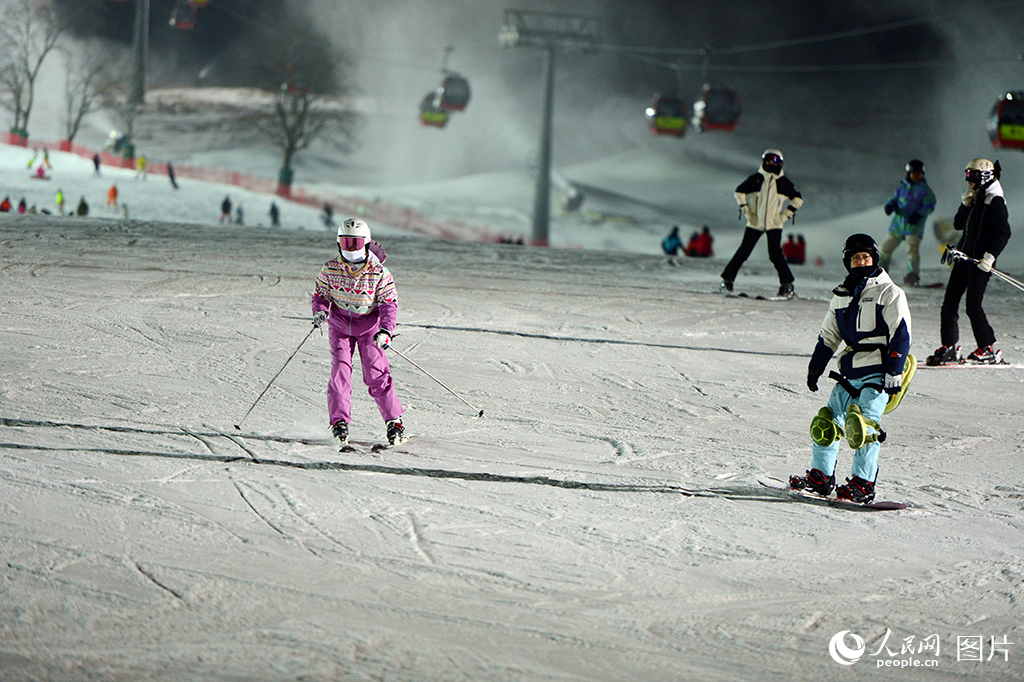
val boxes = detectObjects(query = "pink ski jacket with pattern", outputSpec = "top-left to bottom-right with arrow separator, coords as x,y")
311,251 -> 397,337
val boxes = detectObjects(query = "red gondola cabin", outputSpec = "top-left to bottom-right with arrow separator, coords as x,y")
988,91 -> 1024,151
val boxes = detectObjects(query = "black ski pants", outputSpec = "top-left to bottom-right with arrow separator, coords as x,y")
721,227 -> 794,284
940,260 -> 995,349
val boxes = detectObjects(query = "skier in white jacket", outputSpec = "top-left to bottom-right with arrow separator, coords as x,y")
721,149 -> 804,298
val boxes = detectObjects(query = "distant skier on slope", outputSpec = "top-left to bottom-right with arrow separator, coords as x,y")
721,149 -> 803,299
879,159 -> 936,287
791,233 -> 911,504
928,158 -> 1012,366
311,218 -> 406,450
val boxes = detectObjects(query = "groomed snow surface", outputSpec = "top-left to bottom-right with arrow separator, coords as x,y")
2,144 -> 1024,681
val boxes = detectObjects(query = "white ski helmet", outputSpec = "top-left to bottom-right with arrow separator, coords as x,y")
965,158 -> 995,187
338,217 -> 371,241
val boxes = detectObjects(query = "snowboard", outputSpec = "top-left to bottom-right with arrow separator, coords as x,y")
758,476 -> 908,511
921,360 -> 1020,369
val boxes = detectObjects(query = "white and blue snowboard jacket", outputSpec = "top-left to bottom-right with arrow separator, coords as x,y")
809,268 -> 911,382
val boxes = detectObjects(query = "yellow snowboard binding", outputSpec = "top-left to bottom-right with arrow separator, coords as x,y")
883,354 -> 916,415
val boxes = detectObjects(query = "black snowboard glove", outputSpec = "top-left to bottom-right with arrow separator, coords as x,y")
807,364 -> 825,392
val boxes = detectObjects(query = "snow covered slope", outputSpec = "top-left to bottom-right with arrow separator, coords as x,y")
1,207 -> 1022,680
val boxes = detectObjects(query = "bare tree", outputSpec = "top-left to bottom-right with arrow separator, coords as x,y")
0,0 -> 70,137
241,17 -> 358,191
61,41 -> 116,143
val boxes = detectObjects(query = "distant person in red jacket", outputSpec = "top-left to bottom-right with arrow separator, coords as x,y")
692,225 -> 714,257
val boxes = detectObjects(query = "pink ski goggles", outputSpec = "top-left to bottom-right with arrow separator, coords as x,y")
339,236 -> 365,251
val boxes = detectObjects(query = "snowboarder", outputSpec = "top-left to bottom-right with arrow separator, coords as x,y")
17,197 -> 26,213
220,196 -> 232,224
928,158 -> 1012,365
167,161 -> 178,189
0,197 -> 10,212
92,153 -> 101,175
106,184 -> 118,208
234,203 -> 244,225
55,189 -> 65,215
135,155 -> 147,180
76,196 -> 89,216
269,201 -> 281,228
662,226 -> 683,256
721,149 -> 803,298
311,218 -> 405,449
792,233 -> 911,504
879,159 -> 937,287
321,202 -> 334,229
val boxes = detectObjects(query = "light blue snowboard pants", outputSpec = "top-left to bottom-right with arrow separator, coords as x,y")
811,375 -> 888,483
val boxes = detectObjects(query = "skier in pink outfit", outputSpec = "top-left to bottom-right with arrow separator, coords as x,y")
311,218 -> 405,449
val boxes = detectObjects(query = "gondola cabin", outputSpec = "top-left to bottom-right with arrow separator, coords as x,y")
420,92 -> 449,128
169,2 -> 197,29
988,91 -> 1024,151
692,86 -> 741,132
646,95 -> 688,137
438,74 -> 471,112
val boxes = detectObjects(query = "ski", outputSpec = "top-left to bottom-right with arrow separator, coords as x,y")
337,438 -> 411,454
757,476 -> 908,511
724,291 -> 825,303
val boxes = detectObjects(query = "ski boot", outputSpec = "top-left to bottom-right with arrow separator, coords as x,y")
720,279 -> 734,294
845,404 -> 883,450
966,346 -> 1002,365
789,468 -> 836,496
903,272 -> 920,287
331,421 -> 349,450
926,344 -> 961,366
836,475 -> 876,504
777,282 -> 795,299
810,407 -> 843,446
386,418 -> 407,445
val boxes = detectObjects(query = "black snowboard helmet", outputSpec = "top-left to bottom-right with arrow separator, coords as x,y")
842,233 -> 879,272
906,159 -> 925,178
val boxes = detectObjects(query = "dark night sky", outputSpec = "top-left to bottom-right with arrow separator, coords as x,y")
57,0 -> 953,91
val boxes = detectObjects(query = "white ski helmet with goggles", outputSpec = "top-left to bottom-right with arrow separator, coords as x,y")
965,158 -> 995,187
338,218 -> 371,262
761,149 -> 784,174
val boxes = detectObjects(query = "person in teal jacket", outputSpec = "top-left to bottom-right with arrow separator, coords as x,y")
879,159 -> 936,286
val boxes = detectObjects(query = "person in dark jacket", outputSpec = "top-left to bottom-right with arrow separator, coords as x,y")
220,196 -> 232,223
721,149 -> 804,298
928,158 -> 1012,365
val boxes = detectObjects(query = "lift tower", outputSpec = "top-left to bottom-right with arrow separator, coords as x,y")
500,10 -> 601,246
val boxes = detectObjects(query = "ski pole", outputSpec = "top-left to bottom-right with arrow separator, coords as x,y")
234,325 -> 317,430
389,346 -> 484,417
945,247 -> 1024,293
